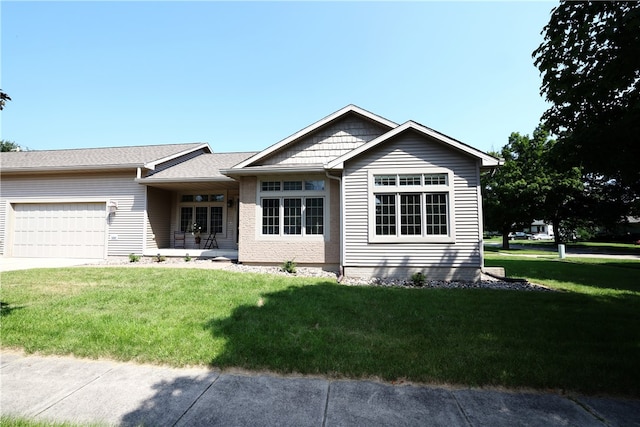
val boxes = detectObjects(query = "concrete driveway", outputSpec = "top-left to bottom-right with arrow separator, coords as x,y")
0,257 -> 98,272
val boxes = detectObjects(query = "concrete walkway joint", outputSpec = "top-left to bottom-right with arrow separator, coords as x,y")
2,353 -> 639,427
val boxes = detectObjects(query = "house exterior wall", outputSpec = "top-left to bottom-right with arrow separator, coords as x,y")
146,187 -> 173,251
262,115 -> 390,165
0,172 -> 146,257
237,175 -> 340,268
342,131 -> 482,281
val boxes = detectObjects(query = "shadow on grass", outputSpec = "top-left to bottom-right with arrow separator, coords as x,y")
0,301 -> 24,317
485,258 -> 640,293
205,282 -> 640,396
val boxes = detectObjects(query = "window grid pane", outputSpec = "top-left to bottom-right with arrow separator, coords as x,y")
424,174 -> 447,185
400,194 -> 421,235
195,207 -> 208,232
375,194 -> 396,235
399,175 -> 421,186
305,198 -> 324,235
261,181 -> 281,192
210,206 -> 223,234
374,175 -> 396,186
180,207 -> 193,232
283,198 -> 302,235
283,181 -> 303,191
262,199 -> 280,234
425,193 -> 448,235
305,180 -> 325,191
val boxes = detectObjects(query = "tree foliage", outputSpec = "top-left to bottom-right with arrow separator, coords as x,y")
533,1 -> 640,201
482,127 -> 583,248
1,140 -> 21,152
0,89 -> 10,110
482,129 -> 547,248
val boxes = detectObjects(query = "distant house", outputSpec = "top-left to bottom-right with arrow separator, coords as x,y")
0,105 -> 499,280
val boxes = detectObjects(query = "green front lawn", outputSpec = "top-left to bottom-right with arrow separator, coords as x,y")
0,415 -> 96,427
2,256 -> 639,396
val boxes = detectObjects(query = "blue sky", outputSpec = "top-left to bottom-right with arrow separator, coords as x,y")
1,1 -> 556,154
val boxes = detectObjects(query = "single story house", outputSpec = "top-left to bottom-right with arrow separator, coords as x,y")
0,105 -> 499,280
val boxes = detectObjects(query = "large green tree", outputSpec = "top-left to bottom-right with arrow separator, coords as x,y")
482,127 -> 583,248
533,1 -> 640,207
482,129 -> 547,249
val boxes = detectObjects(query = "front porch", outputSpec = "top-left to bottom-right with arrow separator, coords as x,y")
143,248 -> 238,261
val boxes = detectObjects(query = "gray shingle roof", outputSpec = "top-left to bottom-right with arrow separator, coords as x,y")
0,143 -> 209,171
144,152 -> 257,181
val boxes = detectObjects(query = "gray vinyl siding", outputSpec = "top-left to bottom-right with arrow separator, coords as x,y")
262,115 -> 389,165
0,172 -> 146,257
343,131 -> 482,268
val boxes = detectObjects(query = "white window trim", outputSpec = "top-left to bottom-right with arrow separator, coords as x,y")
178,191 -> 228,237
368,169 -> 456,243
255,176 -> 329,241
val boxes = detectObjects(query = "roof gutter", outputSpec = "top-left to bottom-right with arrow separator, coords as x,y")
221,165 -> 326,177
2,164 -> 146,175
135,176 -> 237,184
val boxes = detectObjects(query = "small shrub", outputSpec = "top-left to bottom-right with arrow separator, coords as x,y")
129,253 -> 141,263
281,259 -> 297,274
184,254 -> 192,262
155,253 -> 166,263
411,271 -> 426,286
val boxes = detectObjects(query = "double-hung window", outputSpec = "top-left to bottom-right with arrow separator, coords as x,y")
259,179 -> 326,238
370,170 -> 454,243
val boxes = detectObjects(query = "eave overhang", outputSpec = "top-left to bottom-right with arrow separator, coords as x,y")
143,143 -> 211,170
0,164 -> 144,175
221,164 -> 327,177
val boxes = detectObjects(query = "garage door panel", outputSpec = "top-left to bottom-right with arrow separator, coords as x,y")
13,203 -> 106,258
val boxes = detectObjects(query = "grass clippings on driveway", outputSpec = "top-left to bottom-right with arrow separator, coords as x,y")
1,256 -> 639,397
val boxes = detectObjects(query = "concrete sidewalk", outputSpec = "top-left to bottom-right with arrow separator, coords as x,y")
0,257 -> 100,272
2,353 -> 639,426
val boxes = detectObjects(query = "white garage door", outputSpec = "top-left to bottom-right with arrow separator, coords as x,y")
13,203 -> 106,258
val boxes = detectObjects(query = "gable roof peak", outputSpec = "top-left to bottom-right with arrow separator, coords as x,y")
326,120 -> 500,169
232,105 -> 398,169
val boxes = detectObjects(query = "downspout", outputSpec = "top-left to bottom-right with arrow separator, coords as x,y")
325,171 -> 344,282
477,160 -> 485,274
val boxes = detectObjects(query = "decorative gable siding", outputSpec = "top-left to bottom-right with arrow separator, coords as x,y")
0,172 -> 145,257
342,131 -> 482,279
261,115 -> 390,165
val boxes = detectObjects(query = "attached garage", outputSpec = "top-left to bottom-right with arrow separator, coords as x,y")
12,203 -> 106,258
